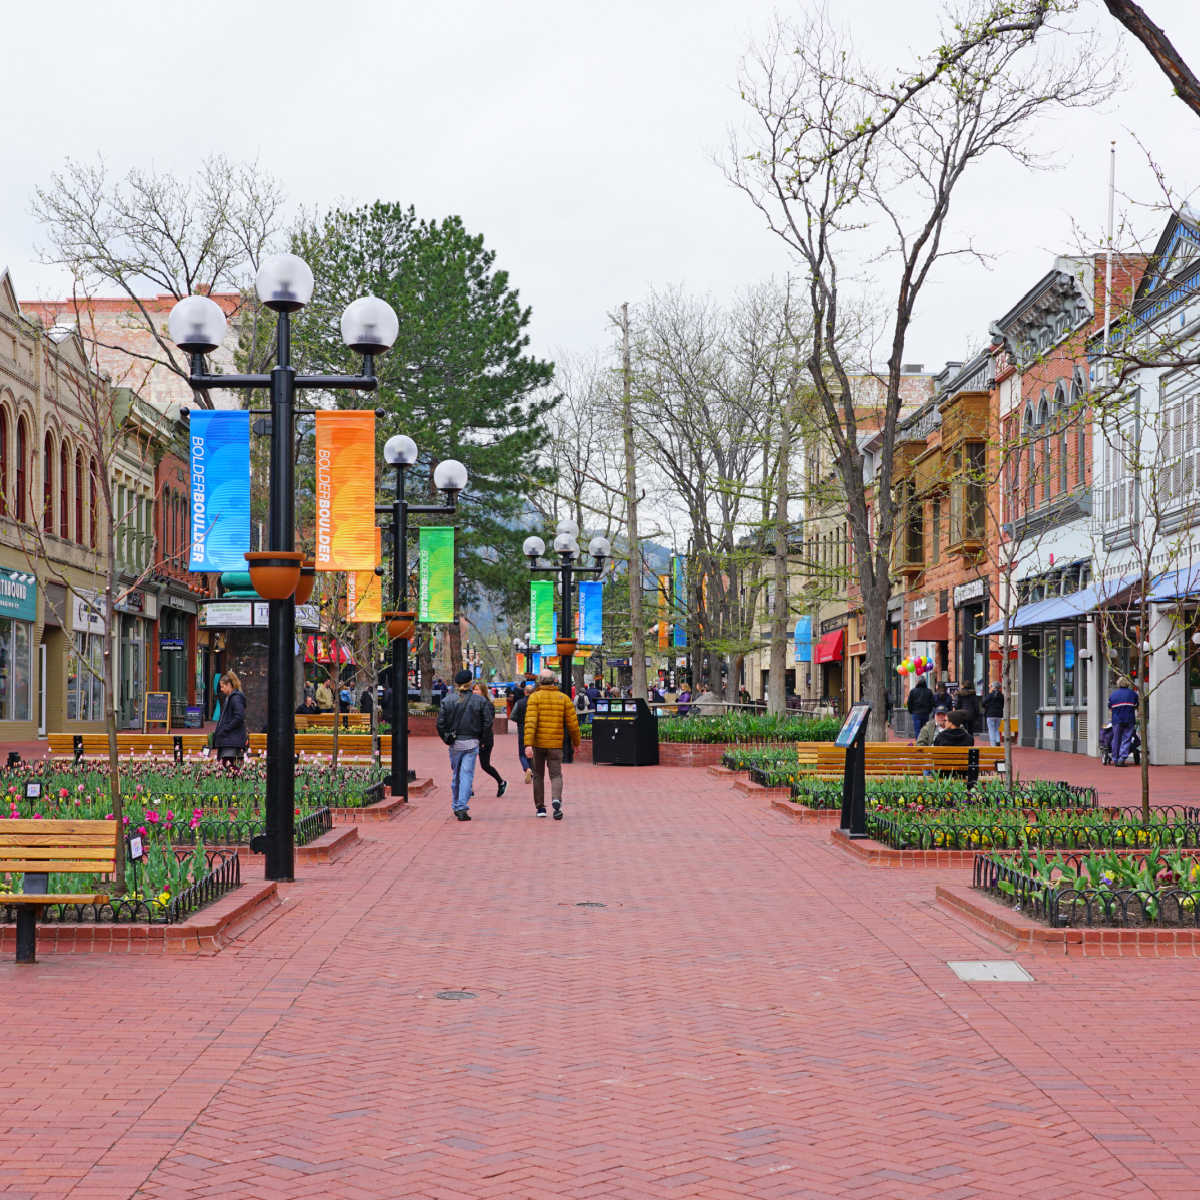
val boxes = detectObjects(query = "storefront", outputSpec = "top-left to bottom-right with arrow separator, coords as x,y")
953,577 -> 989,692
0,566 -> 36,728
68,589 -> 107,724
115,589 -> 156,729
157,601 -> 195,718
815,617 -> 846,714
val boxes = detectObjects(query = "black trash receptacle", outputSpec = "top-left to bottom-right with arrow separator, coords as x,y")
590,698 -> 659,766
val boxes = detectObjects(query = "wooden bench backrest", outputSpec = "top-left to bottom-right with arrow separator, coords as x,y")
0,819 -> 119,874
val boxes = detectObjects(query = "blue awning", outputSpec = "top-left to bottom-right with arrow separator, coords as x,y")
978,574 -> 1142,636
978,597 -> 1059,636
1149,565 -> 1200,602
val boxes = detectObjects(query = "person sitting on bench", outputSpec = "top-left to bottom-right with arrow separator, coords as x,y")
933,709 -> 974,747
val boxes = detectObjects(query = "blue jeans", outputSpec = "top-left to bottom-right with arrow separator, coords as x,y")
1112,720 -> 1135,764
912,714 -> 927,740
518,746 -> 531,772
986,716 -> 1002,746
448,743 -> 479,812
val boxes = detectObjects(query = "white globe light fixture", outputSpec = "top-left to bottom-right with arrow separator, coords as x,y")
554,533 -> 579,556
384,434 -> 418,466
341,296 -> 400,356
523,535 -> 546,559
255,253 -> 315,312
587,535 -> 611,561
555,517 -> 580,539
433,458 -> 468,495
167,295 -> 228,354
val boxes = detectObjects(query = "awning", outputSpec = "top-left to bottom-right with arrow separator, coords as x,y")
978,575 -> 1142,635
815,629 -> 844,663
1149,566 -> 1200,603
913,613 -> 949,641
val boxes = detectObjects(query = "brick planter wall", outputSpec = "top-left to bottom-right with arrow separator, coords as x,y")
407,714 -> 508,738
576,740 -> 737,767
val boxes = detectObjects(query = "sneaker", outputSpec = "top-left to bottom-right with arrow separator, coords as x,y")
497,779 -> 508,797
552,801 -> 563,821
535,805 -> 547,818
524,768 -> 532,784
455,811 -> 471,821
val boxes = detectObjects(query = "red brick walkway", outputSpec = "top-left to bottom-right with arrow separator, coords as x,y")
1,736 -> 1198,1198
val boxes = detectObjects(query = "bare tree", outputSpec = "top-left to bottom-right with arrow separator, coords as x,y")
1102,0 -> 1200,119
728,2 -> 1111,737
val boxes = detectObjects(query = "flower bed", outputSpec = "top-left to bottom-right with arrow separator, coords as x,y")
974,848 -> 1200,928
869,804 -> 1199,851
789,777 -> 1095,812
583,713 -> 841,745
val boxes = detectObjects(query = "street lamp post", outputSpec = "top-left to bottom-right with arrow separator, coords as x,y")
168,255 -> 400,881
524,519 -> 610,717
376,436 -> 468,800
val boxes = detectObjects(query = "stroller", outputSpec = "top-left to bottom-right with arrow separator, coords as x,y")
1099,722 -> 1141,766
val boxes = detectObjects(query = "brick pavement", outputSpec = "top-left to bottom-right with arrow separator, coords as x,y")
0,734 -> 1198,1198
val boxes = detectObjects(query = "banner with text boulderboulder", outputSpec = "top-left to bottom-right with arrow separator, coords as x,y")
314,410 -> 376,570
348,529 -> 382,623
672,556 -> 687,648
418,526 -> 455,623
657,574 -> 670,651
188,410 -> 250,572
578,580 -> 603,645
530,579 -> 555,645
794,615 -> 812,662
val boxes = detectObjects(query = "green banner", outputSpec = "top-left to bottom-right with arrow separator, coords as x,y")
530,579 -> 555,644
418,526 -> 455,623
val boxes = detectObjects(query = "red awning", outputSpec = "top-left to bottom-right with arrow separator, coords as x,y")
815,629 -> 844,663
913,613 -> 949,642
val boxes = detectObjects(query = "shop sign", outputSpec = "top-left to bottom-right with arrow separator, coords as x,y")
117,589 -> 145,614
295,603 -> 319,629
819,614 -> 848,635
199,601 -> 253,628
954,578 -> 986,606
0,567 -> 37,623
911,597 -> 931,622
160,637 -> 185,651
72,588 -> 106,634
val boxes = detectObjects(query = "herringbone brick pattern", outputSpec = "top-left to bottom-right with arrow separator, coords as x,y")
0,735 -> 1196,1198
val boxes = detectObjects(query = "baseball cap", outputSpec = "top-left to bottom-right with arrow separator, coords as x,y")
454,669 -> 473,686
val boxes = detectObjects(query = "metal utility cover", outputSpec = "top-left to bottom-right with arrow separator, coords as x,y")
947,960 -> 1033,982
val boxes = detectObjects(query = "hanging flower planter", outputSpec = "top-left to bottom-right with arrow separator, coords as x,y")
384,610 -> 416,641
244,551 -> 304,601
556,638 -> 578,658
293,558 -> 317,605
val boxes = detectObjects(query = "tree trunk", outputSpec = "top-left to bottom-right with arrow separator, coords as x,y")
448,617 -> 464,678
619,303 -> 646,700
419,638 -> 434,704
767,405 -> 791,714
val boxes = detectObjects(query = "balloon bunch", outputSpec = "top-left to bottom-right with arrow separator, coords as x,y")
896,655 -> 935,677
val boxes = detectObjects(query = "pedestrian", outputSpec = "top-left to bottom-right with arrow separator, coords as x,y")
676,686 -> 692,716
212,671 -> 248,769
1108,675 -> 1139,766
983,682 -> 1005,747
933,709 -> 974,747
906,677 -> 935,739
511,680 -> 535,783
932,681 -> 951,711
359,687 -> 373,715
693,688 -> 723,715
523,669 -> 581,820
472,682 -> 508,797
956,684 -> 981,735
436,669 -> 494,821
295,693 -> 319,716
663,684 -> 678,714
917,705 -> 950,746
338,684 -> 352,714
314,679 -> 334,713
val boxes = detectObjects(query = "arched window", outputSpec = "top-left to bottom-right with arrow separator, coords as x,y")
0,408 -> 7,516
1023,405 -> 1035,508
1038,396 -> 1051,505
15,417 -> 28,522
59,442 -> 69,539
43,433 -> 54,533
89,459 -> 98,548
1056,382 -> 1069,494
75,452 -> 84,544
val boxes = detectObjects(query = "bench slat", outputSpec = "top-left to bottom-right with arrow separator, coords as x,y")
0,821 -> 121,837
5,893 -> 110,905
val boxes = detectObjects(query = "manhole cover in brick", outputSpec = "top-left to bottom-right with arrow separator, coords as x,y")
436,990 -> 478,1000
947,961 -> 1033,982
575,901 -> 607,908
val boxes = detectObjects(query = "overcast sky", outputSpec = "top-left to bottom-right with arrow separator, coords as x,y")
4,0 -> 1198,375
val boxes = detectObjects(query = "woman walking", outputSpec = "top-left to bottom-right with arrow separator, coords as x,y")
472,682 -> 508,796
212,671 -> 248,769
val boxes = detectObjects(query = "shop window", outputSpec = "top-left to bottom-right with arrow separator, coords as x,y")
75,452 -> 84,544
0,616 -> 33,721
0,408 -> 7,515
1044,630 -> 1058,705
66,632 -> 105,723
89,459 -> 98,548
1073,374 -> 1087,486
1062,631 -> 1076,705
930,497 -> 941,564
60,442 -> 69,539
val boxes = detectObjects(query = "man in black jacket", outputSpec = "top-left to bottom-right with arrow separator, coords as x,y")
435,669 -> 494,821
933,709 -> 974,747
906,678 -> 935,739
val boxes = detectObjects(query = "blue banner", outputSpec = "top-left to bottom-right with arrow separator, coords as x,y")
541,609 -> 558,656
672,556 -> 686,648
579,580 -> 603,645
794,615 -> 812,662
531,651 -> 542,674
189,411 -> 250,572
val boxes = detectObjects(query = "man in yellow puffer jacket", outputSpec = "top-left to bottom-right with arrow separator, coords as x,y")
523,669 -> 581,820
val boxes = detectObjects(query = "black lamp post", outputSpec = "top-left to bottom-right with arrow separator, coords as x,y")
168,255 -> 400,882
376,436 -> 468,800
524,519 -> 610,711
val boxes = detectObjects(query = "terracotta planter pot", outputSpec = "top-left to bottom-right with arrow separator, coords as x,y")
556,639 -> 578,658
244,551 -> 303,601
293,558 -> 317,605
384,610 -> 416,641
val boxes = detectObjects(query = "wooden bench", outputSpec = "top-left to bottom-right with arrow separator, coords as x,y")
47,732 -> 211,764
295,712 -> 371,731
790,742 -> 1004,779
247,732 -> 387,765
1,819 -> 119,962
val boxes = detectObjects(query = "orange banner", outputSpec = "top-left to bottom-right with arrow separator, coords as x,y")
347,529 -> 382,622
315,410 -> 376,570
657,573 -> 669,651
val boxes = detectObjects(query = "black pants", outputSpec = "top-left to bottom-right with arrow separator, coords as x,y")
478,743 -> 504,786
